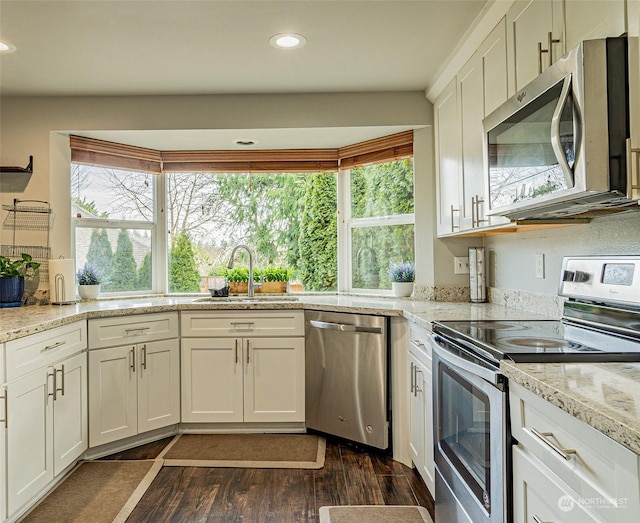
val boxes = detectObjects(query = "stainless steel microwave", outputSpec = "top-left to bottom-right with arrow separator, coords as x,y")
483,37 -> 639,220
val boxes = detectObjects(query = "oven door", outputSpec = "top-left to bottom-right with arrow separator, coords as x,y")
432,335 -> 509,523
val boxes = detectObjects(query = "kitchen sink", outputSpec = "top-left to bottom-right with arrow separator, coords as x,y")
193,295 -> 299,303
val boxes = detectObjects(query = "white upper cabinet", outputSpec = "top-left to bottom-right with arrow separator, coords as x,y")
507,0 -> 559,93
507,0 -> 627,95
563,0 -> 626,52
435,79 -> 461,236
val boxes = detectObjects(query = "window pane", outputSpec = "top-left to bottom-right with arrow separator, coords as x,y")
165,171 -> 337,293
75,227 -> 152,293
71,164 -> 154,221
352,224 -> 414,290
351,159 -> 414,219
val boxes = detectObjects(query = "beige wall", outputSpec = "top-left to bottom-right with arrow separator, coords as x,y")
2,91 -> 471,289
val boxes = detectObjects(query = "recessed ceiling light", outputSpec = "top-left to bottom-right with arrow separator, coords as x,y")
269,33 -> 306,50
233,139 -> 257,146
0,41 -> 16,53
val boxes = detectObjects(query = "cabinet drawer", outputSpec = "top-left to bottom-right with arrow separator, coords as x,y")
408,323 -> 432,366
181,311 -> 304,337
513,445 -> 600,523
88,312 -> 178,349
510,382 -> 640,514
6,321 -> 87,381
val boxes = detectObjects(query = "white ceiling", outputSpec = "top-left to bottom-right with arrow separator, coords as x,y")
0,0 -> 488,149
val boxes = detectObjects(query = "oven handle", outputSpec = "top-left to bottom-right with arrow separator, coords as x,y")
431,334 -> 502,385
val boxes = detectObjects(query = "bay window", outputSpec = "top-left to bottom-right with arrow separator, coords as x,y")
70,131 -> 414,295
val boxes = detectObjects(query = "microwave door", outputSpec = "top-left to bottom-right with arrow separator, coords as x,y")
550,75 -> 578,187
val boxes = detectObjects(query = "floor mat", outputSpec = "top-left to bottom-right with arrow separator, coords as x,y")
319,505 -> 433,523
160,433 -> 326,469
20,460 -> 161,523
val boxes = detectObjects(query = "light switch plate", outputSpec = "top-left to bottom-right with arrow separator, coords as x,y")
454,256 -> 470,274
535,253 -> 545,279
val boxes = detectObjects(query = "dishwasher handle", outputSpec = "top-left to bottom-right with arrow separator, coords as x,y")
309,319 -> 382,334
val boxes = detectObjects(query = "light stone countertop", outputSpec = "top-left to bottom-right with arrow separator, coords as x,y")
3,293 -> 638,455
0,293 -> 553,343
502,360 -> 640,455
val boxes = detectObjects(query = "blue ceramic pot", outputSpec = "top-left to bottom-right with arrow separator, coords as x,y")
0,276 -> 24,307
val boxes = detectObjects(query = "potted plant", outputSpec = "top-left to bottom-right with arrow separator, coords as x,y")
387,261 -> 415,298
0,253 -> 41,307
223,267 -> 249,294
76,263 -> 103,300
256,265 -> 292,294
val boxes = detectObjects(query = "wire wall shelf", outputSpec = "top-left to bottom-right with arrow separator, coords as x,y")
2,199 -> 53,284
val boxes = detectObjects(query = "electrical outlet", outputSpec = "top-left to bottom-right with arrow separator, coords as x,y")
454,256 -> 469,274
535,253 -> 545,279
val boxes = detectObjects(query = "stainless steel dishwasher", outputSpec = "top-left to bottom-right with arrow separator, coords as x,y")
305,310 -> 389,449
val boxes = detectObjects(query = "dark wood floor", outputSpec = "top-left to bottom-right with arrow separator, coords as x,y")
103,435 -> 434,522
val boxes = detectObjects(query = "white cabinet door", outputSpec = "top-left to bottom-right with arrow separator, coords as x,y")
458,53 -> 486,231
563,0 -> 626,52
482,18 -> 509,118
6,369 -> 53,515
181,338 -> 243,423
507,0 -> 557,92
513,446 -> 600,523
89,345 -> 138,447
408,348 -> 434,497
408,355 -> 425,476
435,78 -> 462,236
53,352 -> 87,476
138,339 -> 180,433
243,337 -> 305,423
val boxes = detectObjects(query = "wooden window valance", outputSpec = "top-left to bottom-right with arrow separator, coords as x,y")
69,130 -> 413,174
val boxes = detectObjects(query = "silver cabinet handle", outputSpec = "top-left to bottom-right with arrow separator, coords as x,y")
472,195 -> 487,227
125,326 -> 150,334
410,362 -> 415,394
47,367 -> 57,401
626,139 -> 640,197
56,364 -> 65,397
141,345 -> 147,370
0,390 -> 8,428
414,367 -> 422,397
42,340 -> 66,352
246,339 -> 250,365
309,320 -> 382,334
230,322 -> 255,327
450,205 -> 460,231
547,31 -> 560,65
531,428 -> 576,460
235,339 -> 239,364
130,347 -> 136,373
532,516 -> 554,523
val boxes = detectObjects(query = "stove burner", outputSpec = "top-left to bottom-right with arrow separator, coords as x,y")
503,337 -> 583,351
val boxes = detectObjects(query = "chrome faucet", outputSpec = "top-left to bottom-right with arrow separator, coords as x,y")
227,244 -> 260,297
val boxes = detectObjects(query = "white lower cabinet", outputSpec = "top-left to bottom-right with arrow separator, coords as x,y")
407,323 -> 435,497
181,311 -> 305,424
8,352 -> 87,512
511,382 -> 640,522
88,339 -> 180,447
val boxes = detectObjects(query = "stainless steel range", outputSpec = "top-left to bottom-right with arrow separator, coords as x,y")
431,255 -> 640,523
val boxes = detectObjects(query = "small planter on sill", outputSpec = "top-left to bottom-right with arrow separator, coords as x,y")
256,281 -> 287,294
228,282 -> 248,294
78,284 -> 101,300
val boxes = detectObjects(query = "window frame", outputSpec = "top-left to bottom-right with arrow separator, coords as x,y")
70,132 -> 414,296
339,161 -> 416,295
71,166 -> 163,296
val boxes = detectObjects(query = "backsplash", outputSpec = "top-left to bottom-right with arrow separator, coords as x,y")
489,287 -> 564,318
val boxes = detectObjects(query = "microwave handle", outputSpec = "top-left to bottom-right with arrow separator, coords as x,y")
550,75 -> 576,187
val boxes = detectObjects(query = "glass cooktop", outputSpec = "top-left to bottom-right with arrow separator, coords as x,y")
432,320 -> 640,363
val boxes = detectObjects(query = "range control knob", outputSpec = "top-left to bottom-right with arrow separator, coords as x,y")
573,270 -> 590,283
